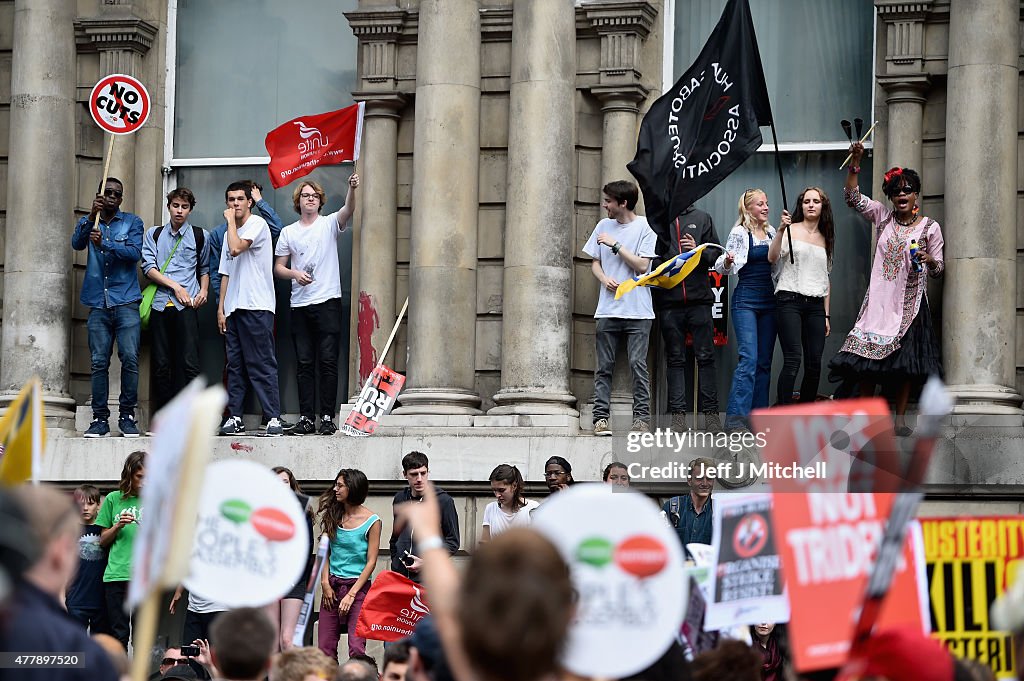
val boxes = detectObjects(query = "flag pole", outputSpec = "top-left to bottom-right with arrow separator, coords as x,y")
30,379 -> 40,486
692,354 -> 698,426
376,297 -> 409,371
768,117 -> 793,264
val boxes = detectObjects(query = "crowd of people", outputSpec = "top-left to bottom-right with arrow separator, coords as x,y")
1,445 -> 1018,681
587,141 -> 944,436
75,173 -> 359,439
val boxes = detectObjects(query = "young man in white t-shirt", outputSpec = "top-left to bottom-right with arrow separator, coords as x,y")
217,181 -> 283,436
582,180 -> 658,436
273,174 -> 360,435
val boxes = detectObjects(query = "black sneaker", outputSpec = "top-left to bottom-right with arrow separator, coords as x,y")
118,415 -> 140,438
218,416 -> 245,436
84,419 -> 110,438
287,417 -> 317,436
319,416 -> 338,435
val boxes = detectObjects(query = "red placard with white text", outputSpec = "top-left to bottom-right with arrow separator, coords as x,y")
752,400 -> 929,671
341,365 -> 405,436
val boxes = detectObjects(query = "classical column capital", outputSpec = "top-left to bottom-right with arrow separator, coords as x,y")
353,91 -> 408,120
345,9 -> 413,91
582,1 -> 658,86
590,84 -> 648,114
875,0 -> 935,75
73,16 -> 158,57
582,1 -> 657,39
878,74 -> 931,105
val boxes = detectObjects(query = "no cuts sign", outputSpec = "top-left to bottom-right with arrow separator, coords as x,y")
89,74 -> 150,135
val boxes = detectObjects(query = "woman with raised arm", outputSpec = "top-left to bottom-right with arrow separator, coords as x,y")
715,189 -> 790,432
828,141 -> 944,435
768,187 -> 834,405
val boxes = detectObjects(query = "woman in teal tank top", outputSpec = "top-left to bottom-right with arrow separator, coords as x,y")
317,468 -> 382,659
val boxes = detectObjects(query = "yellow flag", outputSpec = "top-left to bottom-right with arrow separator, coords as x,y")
0,377 -> 46,485
615,244 -> 715,300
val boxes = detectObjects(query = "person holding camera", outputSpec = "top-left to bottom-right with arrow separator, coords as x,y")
273,174 -> 359,436
389,452 -> 460,581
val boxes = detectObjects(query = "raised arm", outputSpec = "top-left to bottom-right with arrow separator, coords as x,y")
251,185 -> 284,239
846,142 -> 864,194
395,483 -> 474,681
334,173 -> 360,229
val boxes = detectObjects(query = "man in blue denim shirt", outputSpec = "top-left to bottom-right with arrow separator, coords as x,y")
71,178 -> 144,438
662,456 -> 716,559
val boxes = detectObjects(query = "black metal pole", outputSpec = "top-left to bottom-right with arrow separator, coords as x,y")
768,117 -> 793,264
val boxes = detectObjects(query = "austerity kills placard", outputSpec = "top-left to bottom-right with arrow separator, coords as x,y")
922,517 -> 1024,679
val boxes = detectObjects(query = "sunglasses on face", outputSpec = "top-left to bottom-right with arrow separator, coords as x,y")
162,658 -> 183,666
103,189 -> 123,199
892,185 -> 914,196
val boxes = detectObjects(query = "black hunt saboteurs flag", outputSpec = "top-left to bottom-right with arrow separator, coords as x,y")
627,0 -> 771,244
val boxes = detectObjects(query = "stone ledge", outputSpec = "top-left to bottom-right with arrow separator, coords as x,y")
37,423 -> 1024,490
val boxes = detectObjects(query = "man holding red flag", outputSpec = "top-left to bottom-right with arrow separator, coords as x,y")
273,173 -> 359,435
265,103 -> 364,189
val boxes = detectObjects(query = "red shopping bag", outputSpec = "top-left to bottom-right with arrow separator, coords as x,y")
354,570 -> 430,641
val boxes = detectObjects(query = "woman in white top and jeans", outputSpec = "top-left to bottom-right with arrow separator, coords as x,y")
767,187 -> 833,405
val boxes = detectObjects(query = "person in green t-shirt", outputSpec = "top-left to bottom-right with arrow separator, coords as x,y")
96,450 -> 145,651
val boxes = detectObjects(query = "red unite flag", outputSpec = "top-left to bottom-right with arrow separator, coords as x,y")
264,102 -> 365,189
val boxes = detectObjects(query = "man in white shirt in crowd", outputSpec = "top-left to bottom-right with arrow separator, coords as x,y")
273,173 -> 359,435
582,179 -> 658,436
217,181 -> 283,437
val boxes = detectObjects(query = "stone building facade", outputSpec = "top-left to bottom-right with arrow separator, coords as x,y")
0,0 -> 1020,500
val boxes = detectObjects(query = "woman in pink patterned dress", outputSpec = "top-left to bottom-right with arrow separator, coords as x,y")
828,141 -> 944,435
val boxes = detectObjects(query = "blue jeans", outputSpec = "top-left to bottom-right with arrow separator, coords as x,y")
87,305 -> 140,420
593,318 -> 652,420
725,300 -> 776,430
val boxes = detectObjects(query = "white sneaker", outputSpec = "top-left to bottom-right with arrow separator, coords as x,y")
594,418 -> 612,436
264,418 -> 284,437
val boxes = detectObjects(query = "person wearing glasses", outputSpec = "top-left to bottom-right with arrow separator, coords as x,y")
73,177 -> 145,438
829,141 -> 944,436
273,174 -> 359,436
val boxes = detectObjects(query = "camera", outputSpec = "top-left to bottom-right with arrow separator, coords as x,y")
401,550 -> 416,568
181,645 -> 201,657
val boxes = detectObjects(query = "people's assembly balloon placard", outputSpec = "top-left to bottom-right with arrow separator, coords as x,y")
533,485 -> 686,678
184,460 -> 309,607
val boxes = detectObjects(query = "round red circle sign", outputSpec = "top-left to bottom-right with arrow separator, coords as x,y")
89,74 -> 150,135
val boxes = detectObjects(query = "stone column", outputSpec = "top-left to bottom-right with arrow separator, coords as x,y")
345,8 -> 409,401
0,0 -> 78,426
351,95 -> 403,388
942,0 -> 1022,415
488,0 -> 577,416
392,0 -> 482,415
879,77 -> 929,173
